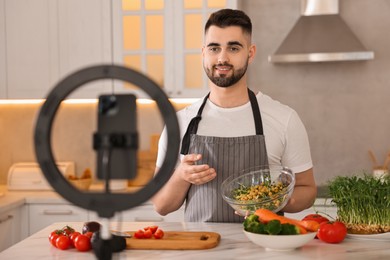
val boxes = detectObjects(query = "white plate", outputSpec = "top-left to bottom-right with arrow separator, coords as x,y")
347,232 -> 390,241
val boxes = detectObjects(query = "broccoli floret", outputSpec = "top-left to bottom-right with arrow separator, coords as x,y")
243,214 -> 267,234
264,219 -> 282,235
280,223 -> 300,235
243,214 -> 258,230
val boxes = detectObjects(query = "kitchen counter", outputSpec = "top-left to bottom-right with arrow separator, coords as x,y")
0,184 -> 152,214
0,184 -> 335,215
1,221 -> 389,259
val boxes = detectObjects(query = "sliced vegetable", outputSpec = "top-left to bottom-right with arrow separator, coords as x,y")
153,229 -> 164,239
144,226 -> 158,234
133,226 -> 165,239
134,229 -> 145,239
143,229 -> 153,238
317,221 -> 347,244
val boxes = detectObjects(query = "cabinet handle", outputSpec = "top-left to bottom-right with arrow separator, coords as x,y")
134,217 -> 164,222
42,210 -> 73,215
0,215 -> 13,223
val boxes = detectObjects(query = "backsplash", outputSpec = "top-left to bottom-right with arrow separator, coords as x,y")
0,102 -> 188,185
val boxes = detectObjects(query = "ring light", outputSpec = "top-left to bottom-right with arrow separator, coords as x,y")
34,65 -> 180,218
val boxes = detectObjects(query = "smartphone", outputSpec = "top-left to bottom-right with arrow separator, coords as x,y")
95,94 -> 137,180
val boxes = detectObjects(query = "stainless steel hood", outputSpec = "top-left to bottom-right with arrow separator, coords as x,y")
268,0 -> 374,63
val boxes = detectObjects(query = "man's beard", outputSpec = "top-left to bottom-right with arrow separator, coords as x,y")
204,59 -> 249,88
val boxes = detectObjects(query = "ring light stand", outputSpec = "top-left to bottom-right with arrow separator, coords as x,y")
34,65 -> 180,259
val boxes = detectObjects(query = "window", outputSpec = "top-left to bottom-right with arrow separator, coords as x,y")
113,0 -> 237,98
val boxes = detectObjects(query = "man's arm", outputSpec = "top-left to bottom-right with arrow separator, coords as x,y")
282,168 -> 317,213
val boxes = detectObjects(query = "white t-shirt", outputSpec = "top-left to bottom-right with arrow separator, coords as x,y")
156,91 -> 313,173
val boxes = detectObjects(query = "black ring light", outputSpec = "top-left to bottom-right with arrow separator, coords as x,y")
34,65 -> 180,218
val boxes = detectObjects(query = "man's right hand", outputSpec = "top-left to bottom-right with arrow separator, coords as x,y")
177,154 -> 216,185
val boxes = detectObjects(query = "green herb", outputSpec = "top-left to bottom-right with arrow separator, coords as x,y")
328,173 -> 390,234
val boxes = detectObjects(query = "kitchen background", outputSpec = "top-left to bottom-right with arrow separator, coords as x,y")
1,0 -> 389,187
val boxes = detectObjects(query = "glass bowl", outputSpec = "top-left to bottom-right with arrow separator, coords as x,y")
221,165 -> 295,216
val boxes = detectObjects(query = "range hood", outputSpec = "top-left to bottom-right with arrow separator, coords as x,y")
268,0 -> 374,63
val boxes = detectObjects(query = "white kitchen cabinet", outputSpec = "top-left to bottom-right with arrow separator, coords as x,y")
0,0 -> 6,98
89,204 -> 184,223
2,0 -> 112,99
0,205 -> 27,252
4,0 -> 57,98
27,204 -> 89,235
56,0 -> 112,99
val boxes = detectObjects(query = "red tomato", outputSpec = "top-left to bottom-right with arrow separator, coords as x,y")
84,231 -> 94,239
74,234 -> 91,252
56,235 -> 71,250
317,221 -> 347,244
302,214 -> 329,224
134,229 -> 144,239
302,214 -> 330,238
144,225 -> 158,234
69,231 -> 81,247
143,229 -> 153,238
49,233 -> 60,247
153,229 -> 164,239
61,225 -> 75,236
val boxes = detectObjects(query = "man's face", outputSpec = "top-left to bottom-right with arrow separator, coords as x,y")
202,26 -> 255,88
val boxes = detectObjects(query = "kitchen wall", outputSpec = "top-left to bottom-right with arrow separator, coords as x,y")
1,0 -> 389,186
241,0 -> 390,184
0,102 -> 187,184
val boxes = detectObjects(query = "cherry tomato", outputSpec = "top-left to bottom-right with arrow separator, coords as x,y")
74,234 -> 92,251
143,229 -> 153,238
56,235 -> 71,250
153,229 -> 164,239
61,225 -> 75,236
69,231 -> 81,247
49,233 -> 60,247
134,229 -> 144,239
144,225 -> 158,234
317,221 -> 347,244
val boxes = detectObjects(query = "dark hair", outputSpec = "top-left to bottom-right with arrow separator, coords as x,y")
205,9 -> 252,36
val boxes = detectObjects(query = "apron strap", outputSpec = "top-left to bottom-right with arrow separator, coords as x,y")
248,89 -> 264,135
180,89 -> 263,154
180,93 -> 210,154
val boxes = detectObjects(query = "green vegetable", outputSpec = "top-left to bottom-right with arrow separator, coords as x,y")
243,214 -> 301,235
329,173 -> 390,234
264,219 -> 282,235
243,215 -> 266,234
280,223 -> 300,235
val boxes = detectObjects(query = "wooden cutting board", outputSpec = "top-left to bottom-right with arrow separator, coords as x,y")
125,231 -> 221,250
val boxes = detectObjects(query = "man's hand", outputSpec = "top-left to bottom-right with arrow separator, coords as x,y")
177,154 -> 216,185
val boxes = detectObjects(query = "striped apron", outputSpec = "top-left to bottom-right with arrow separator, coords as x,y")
180,89 -> 269,222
